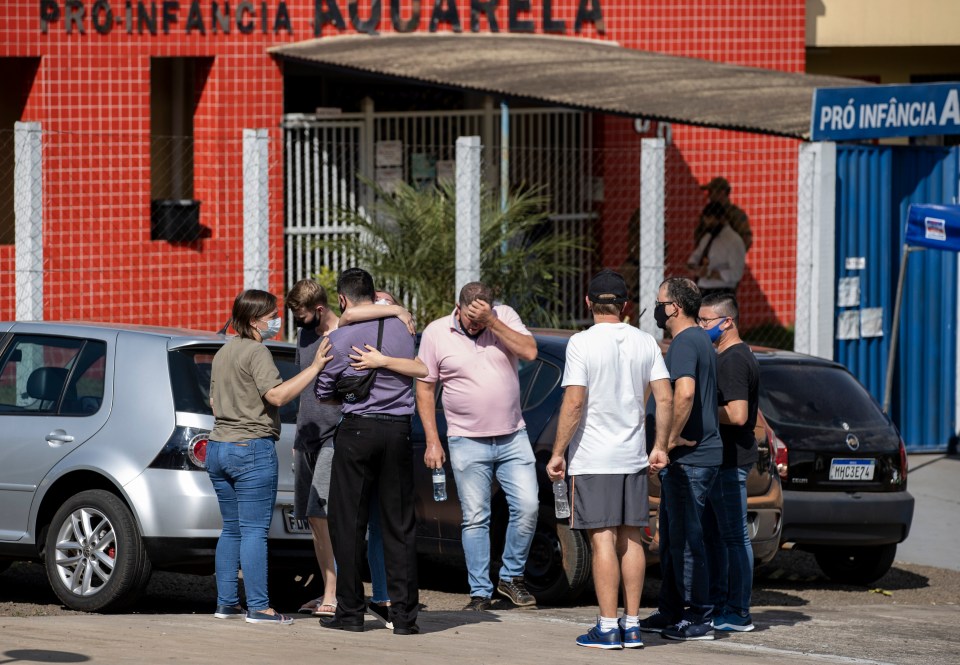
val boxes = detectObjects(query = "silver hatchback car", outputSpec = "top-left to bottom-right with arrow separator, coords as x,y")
0,321 -> 313,611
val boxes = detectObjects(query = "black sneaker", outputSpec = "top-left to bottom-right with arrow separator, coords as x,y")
393,624 -> 420,635
662,619 -> 715,641
638,609 -> 675,634
496,577 -> 537,607
366,602 -> 394,629
463,596 -> 494,611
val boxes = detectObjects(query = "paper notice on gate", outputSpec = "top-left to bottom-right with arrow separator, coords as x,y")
838,276 -> 860,308
376,141 -> 403,167
860,308 -> 884,338
376,167 -> 404,194
837,310 -> 860,340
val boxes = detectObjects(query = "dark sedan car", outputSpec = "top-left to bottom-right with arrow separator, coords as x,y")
410,329 -> 784,604
757,350 -> 914,584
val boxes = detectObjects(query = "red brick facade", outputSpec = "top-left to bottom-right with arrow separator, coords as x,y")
1,0 -> 806,330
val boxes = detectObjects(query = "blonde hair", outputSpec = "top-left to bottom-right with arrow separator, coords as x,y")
286,279 -> 328,311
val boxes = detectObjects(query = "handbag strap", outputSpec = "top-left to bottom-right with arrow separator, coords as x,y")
375,318 -> 384,351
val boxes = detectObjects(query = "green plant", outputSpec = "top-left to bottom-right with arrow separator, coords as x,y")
316,180 -> 588,328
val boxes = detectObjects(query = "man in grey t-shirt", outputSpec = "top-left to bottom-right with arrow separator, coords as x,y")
286,279 -> 343,617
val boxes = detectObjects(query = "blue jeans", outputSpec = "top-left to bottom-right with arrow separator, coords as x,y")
657,462 -> 719,623
367,490 -> 389,604
448,429 -> 538,598
206,438 -> 279,612
704,464 -> 753,616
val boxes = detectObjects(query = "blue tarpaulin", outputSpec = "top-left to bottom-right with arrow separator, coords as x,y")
905,204 -> 960,252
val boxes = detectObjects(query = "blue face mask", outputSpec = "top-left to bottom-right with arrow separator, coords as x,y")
705,320 -> 725,343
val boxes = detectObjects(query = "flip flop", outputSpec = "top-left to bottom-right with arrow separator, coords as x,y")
313,602 -> 337,617
298,598 -> 322,614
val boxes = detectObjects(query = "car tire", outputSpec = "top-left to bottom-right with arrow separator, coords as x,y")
814,543 -> 897,586
44,489 -> 152,612
523,512 -> 591,605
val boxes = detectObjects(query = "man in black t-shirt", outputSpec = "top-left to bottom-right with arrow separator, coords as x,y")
698,292 -> 759,633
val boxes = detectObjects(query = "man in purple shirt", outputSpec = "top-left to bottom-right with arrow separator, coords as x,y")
314,268 -> 419,635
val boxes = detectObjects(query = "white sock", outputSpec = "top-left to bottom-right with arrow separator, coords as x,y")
599,616 -> 619,631
621,614 -> 639,628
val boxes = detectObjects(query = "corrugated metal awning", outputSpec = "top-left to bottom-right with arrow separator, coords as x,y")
269,33 -> 862,140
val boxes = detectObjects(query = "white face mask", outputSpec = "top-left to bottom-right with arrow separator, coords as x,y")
259,316 -> 282,340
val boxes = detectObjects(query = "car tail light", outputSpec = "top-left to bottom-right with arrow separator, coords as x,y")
188,434 -> 209,468
898,437 -> 909,485
149,425 -> 212,471
772,432 -> 788,480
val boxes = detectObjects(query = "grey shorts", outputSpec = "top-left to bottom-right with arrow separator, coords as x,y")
570,471 -> 650,530
293,444 -> 334,520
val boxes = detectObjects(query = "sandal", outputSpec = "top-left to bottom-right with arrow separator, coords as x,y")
313,602 -> 337,617
298,598 -> 322,614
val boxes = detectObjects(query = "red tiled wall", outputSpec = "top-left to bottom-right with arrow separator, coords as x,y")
1,0 -> 805,330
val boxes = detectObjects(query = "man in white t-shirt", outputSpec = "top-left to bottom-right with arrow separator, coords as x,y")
547,269 -> 674,650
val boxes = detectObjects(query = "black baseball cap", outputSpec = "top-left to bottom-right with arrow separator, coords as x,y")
588,269 -> 628,304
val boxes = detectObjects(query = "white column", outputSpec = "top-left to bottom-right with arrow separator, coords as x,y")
455,135 -> 482,299
243,128 -> 270,291
639,138 -> 666,339
15,121 -> 43,322
794,141 -> 836,359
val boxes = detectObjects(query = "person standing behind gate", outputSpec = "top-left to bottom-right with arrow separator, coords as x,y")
207,289 -> 332,625
546,269 -> 673,650
641,277 -> 722,641
417,282 -> 540,611
314,268 -> 420,635
687,202 -> 746,298
698,292 -> 759,633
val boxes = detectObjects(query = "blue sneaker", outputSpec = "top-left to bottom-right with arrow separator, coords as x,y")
213,604 -> 244,619
714,612 -> 755,632
638,609 -> 675,634
662,619 -> 715,641
621,625 -> 644,649
576,623 -> 623,650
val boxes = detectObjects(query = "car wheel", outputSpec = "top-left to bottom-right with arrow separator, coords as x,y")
44,489 -> 152,612
523,512 -> 591,605
0,560 -> 10,576
814,544 -> 897,585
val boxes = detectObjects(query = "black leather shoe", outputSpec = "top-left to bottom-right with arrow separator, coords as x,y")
319,616 -> 364,632
393,624 -> 420,635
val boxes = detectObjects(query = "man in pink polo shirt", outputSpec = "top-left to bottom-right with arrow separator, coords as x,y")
417,282 -> 539,611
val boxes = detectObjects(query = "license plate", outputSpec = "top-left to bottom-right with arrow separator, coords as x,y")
282,506 -> 311,534
829,458 -> 875,481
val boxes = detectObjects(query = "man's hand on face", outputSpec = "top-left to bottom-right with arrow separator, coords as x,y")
463,299 -> 495,329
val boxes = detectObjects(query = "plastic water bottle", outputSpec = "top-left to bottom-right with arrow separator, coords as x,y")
432,467 -> 448,502
553,479 -> 570,519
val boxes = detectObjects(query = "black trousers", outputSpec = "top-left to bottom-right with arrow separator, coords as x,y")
328,415 -> 419,629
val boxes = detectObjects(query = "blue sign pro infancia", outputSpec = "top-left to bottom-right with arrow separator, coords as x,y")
811,82 -> 960,142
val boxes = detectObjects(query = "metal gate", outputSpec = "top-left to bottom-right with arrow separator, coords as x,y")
282,107 -> 595,326
834,144 -> 959,451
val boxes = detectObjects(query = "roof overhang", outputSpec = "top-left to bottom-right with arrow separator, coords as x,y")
269,33 -> 865,140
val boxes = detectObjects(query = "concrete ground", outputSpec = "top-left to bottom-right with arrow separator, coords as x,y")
897,454 -> 959,571
1,602 -> 958,665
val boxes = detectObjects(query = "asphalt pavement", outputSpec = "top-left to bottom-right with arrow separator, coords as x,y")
897,454 -> 959,571
0,453 -> 956,664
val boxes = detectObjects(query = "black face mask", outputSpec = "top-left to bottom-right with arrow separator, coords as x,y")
654,303 -> 670,330
293,316 -> 310,328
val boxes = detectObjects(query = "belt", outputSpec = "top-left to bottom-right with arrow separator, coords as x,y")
344,412 -> 411,423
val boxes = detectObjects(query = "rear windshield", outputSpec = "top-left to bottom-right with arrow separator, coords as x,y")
758,363 -> 889,430
168,346 -> 299,424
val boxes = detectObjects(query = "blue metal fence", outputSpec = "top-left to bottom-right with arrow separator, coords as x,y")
835,144 -> 958,451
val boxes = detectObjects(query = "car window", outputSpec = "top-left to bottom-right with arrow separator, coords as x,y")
758,363 -> 889,429
169,348 -> 299,425
272,353 -> 299,425
60,341 -> 107,416
169,349 -> 215,416
522,360 -> 562,411
0,335 -> 86,414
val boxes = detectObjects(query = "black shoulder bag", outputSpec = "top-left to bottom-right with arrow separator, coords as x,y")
334,319 -> 384,404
